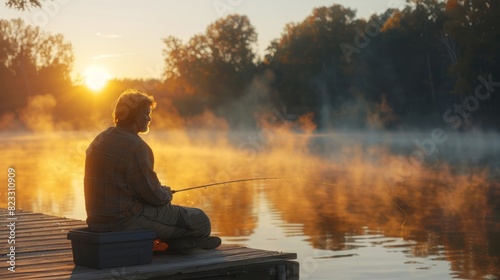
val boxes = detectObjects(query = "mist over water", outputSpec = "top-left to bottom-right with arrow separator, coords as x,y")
0,126 -> 499,279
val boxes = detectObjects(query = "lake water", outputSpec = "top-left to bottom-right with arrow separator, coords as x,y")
0,129 -> 499,279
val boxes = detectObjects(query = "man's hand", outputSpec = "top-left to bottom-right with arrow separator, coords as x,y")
163,186 -> 173,202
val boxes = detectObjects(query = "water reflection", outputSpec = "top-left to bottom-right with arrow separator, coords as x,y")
0,130 -> 498,279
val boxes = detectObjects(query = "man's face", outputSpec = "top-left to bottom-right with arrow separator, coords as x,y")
137,106 -> 152,134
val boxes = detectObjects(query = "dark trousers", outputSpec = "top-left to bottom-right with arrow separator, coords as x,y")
123,203 -> 211,247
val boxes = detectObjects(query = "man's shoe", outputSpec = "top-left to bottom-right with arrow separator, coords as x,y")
196,236 -> 222,249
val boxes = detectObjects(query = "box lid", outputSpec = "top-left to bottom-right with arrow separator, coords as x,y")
67,227 -> 156,243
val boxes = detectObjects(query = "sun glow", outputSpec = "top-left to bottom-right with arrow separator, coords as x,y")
84,65 -> 110,91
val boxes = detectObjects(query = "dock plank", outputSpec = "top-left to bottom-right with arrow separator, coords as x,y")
0,209 -> 299,279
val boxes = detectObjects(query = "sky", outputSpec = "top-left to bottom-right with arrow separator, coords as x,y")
1,0 -> 406,80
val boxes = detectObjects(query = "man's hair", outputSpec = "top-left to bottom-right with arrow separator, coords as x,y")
112,89 -> 156,125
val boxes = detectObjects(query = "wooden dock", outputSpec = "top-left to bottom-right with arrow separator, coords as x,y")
0,209 -> 299,279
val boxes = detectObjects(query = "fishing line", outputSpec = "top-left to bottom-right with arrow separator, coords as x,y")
392,200 -> 408,238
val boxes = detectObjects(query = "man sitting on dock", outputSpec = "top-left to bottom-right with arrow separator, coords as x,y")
84,89 -> 221,251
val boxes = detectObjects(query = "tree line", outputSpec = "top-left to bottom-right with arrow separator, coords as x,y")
1,0 -> 499,131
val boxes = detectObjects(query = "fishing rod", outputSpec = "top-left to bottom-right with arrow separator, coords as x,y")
172,176 -> 409,237
171,177 -> 339,194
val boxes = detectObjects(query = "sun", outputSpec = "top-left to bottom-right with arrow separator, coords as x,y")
84,65 -> 110,91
